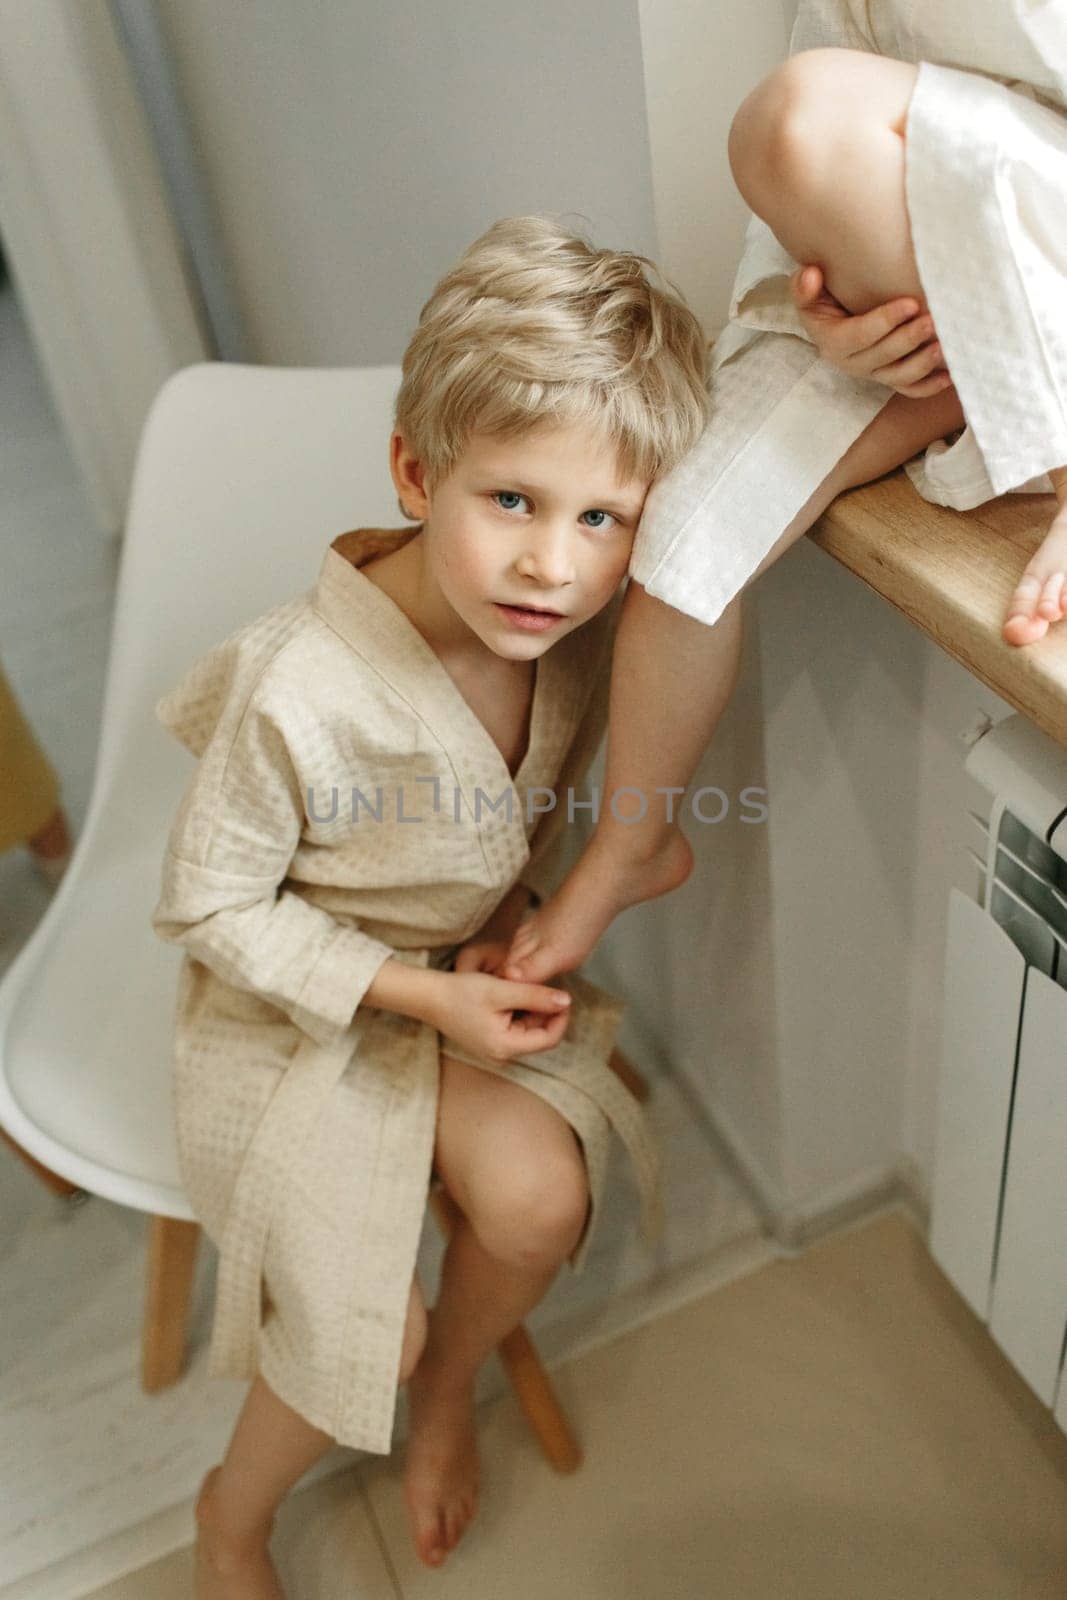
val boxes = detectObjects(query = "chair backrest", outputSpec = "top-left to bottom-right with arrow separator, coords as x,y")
103,361 -> 404,831
0,364 -> 404,1207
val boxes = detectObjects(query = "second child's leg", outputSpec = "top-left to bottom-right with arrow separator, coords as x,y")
503,382 -> 965,984
727,49 -> 926,317
502,46 -> 974,986
730,46 -> 1067,641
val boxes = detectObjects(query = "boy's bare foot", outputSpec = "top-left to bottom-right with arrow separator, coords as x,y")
501,825 -> 694,985
1002,520 -> 1067,646
194,1464 -> 286,1599
403,1352 -> 480,1568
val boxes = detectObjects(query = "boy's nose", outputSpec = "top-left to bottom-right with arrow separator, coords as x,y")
518,527 -> 576,589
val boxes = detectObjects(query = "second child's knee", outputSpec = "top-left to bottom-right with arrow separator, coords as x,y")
728,51 -> 841,217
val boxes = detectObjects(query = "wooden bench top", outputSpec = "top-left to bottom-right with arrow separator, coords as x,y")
808,473 -> 1067,750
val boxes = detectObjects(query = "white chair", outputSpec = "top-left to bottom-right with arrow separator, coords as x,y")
0,361 -> 647,1467
0,362 -> 409,1390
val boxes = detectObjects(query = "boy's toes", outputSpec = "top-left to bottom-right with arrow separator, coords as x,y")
503,948 -> 555,984
507,921 -> 540,961
416,1512 -> 447,1566
501,922 -> 544,980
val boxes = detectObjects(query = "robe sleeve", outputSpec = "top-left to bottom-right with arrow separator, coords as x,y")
150,665 -> 397,1049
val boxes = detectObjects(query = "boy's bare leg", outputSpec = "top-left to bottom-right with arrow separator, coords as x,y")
192,1370 -> 334,1598
502,382 -> 965,985
194,1274 -> 428,1597
403,1053 -> 590,1569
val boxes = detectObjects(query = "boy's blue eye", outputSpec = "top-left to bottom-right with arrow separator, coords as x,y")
490,492 -> 618,530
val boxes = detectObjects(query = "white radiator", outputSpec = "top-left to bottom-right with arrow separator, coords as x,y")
929,713 -> 1067,1434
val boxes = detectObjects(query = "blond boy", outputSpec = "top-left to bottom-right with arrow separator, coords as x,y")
149,214 -> 709,1590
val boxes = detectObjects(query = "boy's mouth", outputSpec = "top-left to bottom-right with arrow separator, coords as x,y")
494,600 -> 566,630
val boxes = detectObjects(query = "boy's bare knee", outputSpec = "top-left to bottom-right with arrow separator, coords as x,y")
473,1157 -> 590,1267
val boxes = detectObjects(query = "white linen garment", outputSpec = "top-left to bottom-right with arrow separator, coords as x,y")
150,525 -> 665,1454
629,0 -> 1067,628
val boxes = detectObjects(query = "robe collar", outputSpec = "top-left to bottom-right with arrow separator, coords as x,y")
310,525 -> 599,814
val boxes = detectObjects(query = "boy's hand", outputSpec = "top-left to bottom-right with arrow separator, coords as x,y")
432,970 -> 572,1064
790,265 -> 955,399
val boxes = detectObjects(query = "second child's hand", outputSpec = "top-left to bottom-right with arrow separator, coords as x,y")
790,264 -> 955,399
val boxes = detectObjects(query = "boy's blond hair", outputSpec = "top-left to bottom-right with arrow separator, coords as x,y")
393,214 -> 710,507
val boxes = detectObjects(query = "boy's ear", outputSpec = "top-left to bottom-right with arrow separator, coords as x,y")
389,430 -> 431,519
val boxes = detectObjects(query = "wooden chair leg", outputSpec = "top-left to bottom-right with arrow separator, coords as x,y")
608,1046 -> 649,1103
428,1179 -> 582,1473
0,1125 -> 84,1198
143,1213 -> 201,1393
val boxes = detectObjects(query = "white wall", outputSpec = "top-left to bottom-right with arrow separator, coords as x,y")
753,542 -> 1014,1232
632,0 -> 1015,1238
154,0 -> 660,365
636,0 -> 791,332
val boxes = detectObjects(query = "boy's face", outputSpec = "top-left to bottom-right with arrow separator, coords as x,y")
390,422 -> 649,660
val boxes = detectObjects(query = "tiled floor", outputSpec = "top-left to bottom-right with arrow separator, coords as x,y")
85,1208 -> 1067,1598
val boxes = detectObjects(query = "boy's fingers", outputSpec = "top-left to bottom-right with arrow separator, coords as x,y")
500,980 -> 572,1012
507,1010 -> 570,1051
515,1004 -> 569,1034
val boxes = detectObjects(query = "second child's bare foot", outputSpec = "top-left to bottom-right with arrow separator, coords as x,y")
194,1465 -> 286,1600
502,826 -> 694,984
403,1352 -> 480,1568
1002,520 -> 1067,646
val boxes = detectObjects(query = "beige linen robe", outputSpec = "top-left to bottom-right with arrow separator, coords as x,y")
630,0 -> 1067,628
150,525 -> 665,1454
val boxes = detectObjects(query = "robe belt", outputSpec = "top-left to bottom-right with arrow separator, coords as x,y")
206,948 -> 664,1386
205,947 -> 434,1381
